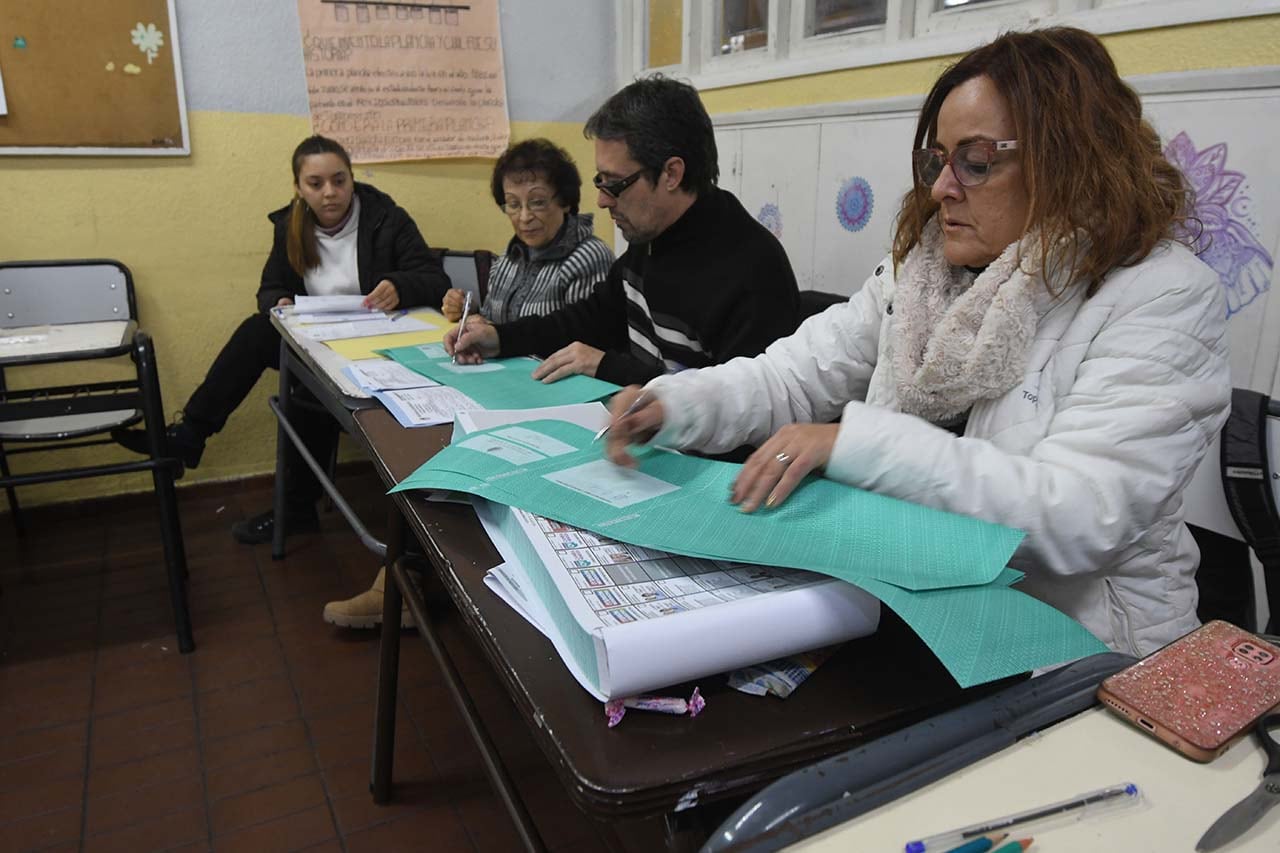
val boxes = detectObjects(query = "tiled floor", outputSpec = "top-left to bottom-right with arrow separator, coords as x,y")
0,468 -> 671,852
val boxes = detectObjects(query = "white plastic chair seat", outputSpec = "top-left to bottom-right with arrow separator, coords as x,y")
0,409 -> 141,441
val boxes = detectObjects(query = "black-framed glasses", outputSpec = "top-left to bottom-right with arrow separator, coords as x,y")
912,139 -> 1018,188
593,168 -> 647,199
501,197 -> 555,216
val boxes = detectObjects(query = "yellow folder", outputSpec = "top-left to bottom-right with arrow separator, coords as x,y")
323,308 -> 451,361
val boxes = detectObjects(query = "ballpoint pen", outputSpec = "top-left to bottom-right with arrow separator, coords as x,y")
389,309 -> 408,321
904,783 -> 1140,852
593,390 -> 650,443
452,291 -> 473,364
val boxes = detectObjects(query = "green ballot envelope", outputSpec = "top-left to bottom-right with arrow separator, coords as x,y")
392,419 -> 1108,687
378,344 -> 621,409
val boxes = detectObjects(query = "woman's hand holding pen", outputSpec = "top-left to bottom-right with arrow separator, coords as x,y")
444,316 -> 500,363
363,279 -> 400,312
732,423 -> 839,513
604,386 -> 665,468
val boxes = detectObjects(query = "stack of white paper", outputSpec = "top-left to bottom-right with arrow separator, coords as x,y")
456,406 -> 881,700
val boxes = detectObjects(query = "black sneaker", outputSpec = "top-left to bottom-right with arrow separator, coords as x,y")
231,507 -> 321,545
112,418 -> 205,469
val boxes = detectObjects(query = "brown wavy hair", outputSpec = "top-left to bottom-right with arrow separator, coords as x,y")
891,27 -> 1195,296
287,135 -> 354,276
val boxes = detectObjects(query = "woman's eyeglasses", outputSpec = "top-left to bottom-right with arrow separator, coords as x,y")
593,168 -> 647,199
912,139 -> 1018,188
502,197 -> 555,216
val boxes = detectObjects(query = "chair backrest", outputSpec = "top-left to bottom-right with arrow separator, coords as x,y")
1219,388 -> 1280,634
798,289 -> 847,321
0,260 -> 135,328
438,250 -> 495,304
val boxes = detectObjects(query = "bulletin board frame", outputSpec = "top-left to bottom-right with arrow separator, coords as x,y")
0,0 -> 190,156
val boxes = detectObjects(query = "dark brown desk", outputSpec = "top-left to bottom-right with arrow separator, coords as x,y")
356,407 -> 1011,850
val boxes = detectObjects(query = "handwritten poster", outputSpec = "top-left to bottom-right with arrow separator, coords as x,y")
296,0 -> 510,162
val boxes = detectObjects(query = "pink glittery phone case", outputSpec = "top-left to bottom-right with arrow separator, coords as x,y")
1097,620 -> 1280,762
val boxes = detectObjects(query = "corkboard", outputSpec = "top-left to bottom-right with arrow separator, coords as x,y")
0,0 -> 188,154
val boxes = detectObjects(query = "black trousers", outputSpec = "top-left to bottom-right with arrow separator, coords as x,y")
185,312 -> 339,512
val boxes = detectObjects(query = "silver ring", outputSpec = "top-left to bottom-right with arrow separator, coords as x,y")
775,452 -> 792,466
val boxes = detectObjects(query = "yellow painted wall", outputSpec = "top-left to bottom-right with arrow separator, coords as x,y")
1,113 -> 606,506
699,15 -> 1280,115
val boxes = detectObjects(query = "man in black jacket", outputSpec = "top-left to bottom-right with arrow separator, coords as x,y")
446,76 -> 800,385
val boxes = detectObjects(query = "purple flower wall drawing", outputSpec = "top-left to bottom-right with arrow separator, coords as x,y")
757,202 -> 783,239
1164,131 -> 1273,318
836,177 -> 874,232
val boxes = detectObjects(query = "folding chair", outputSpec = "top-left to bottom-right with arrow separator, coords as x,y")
0,259 -> 194,652
437,248 -> 496,305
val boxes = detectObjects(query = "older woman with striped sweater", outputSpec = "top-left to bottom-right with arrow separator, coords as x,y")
440,138 -> 614,324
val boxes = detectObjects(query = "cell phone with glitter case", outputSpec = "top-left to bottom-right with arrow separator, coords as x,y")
1097,620 -> 1280,762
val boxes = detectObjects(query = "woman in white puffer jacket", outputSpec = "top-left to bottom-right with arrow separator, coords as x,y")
603,27 -> 1231,658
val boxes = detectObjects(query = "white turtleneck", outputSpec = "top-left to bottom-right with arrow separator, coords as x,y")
303,194 -> 361,296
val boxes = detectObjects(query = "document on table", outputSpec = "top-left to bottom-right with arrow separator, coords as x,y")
379,344 -> 620,409
293,294 -> 369,313
294,311 -> 387,324
393,416 -> 1108,688
477,499 -> 881,700
344,358 -> 440,391
372,386 -> 483,428
299,317 -> 433,341
324,310 -> 451,360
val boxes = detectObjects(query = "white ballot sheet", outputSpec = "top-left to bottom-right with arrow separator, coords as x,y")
292,294 -> 371,313
300,317 -> 433,341
373,386 -> 483,428
293,311 -> 387,324
345,359 -> 440,391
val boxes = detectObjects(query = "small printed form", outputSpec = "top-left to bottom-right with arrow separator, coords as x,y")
345,358 -> 440,391
373,386 -> 483,428
300,317 -> 434,341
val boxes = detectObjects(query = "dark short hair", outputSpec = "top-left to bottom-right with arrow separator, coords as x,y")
489,138 -> 582,214
291,135 -> 352,182
584,74 -> 718,196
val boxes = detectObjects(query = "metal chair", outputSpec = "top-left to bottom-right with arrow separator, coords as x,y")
438,248 -> 496,305
0,259 -> 194,652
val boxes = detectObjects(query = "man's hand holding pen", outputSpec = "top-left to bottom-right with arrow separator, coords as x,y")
444,315 -> 500,364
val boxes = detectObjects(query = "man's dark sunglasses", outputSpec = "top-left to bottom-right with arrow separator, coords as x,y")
593,168 -> 647,199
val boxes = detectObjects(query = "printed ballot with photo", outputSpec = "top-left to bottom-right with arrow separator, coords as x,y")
393,405 -> 1108,698
446,406 -> 879,701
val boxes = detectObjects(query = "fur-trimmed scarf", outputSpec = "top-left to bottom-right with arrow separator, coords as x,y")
892,219 -> 1040,423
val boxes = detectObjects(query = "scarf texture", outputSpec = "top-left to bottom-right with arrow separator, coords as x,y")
891,218 -> 1041,423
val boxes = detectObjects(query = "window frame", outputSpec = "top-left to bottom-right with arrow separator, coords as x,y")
622,0 -> 1280,92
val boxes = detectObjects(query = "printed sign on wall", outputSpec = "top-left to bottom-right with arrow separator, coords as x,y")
296,0 -> 510,162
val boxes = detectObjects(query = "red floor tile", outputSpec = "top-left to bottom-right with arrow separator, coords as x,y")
0,473 -> 638,853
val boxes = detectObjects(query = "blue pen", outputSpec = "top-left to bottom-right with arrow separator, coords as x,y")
389,309 -> 409,322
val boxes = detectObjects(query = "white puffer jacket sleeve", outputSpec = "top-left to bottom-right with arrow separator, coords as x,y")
647,250 -> 1230,580
824,255 -> 1230,577
648,263 -> 889,451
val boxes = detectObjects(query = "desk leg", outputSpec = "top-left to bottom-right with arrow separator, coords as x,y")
271,341 -> 291,561
371,508 -> 406,804
393,560 -> 548,852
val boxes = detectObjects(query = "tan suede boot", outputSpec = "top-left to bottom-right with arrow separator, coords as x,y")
322,567 -> 414,629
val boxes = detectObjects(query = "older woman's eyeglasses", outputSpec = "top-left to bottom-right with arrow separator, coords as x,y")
502,197 -> 555,216
593,168 -> 647,199
912,140 -> 1018,188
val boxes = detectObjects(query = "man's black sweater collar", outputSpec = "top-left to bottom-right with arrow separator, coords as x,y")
646,189 -> 720,257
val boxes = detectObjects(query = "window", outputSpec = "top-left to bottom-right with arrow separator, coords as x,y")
809,0 -> 887,37
626,0 -> 1280,90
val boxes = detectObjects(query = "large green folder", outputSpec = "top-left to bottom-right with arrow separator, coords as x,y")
378,344 -> 621,409
392,419 -> 1107,686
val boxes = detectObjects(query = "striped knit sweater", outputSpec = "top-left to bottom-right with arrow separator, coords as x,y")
481,213 -> 614,324
496,188 -> 800,386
